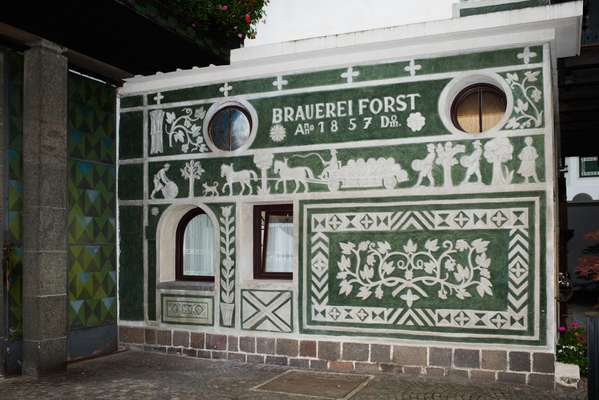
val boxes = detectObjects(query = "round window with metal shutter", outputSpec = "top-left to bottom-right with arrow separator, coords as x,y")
451,83 -> 507,134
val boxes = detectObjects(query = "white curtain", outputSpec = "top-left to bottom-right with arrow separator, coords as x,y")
265,216 -> 293,273
183,214 -> 214,276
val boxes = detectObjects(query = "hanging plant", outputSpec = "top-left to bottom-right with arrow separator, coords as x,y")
123,0 -> 269,45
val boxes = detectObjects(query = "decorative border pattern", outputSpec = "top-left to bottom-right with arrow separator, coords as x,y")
241,290 -> 293,333
300,195 -> 543,345
161,294 -> 214,325
219,205 -> 236,327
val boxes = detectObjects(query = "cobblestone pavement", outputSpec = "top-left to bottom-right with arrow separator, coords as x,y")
0,351 -> 587,400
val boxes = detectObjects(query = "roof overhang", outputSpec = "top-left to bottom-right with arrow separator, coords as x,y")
121,1 -> 583,95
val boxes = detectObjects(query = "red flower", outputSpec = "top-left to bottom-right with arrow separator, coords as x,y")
245,13 -> 251,24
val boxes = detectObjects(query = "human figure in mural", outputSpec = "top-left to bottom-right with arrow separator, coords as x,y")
517,136 -> 539,183
319,149 -> 342,180
411,143 -> 437,187
150,163 -> 179,199
149,109 -> 165,154
435,142 -> 466,188
460,140 -> 483,185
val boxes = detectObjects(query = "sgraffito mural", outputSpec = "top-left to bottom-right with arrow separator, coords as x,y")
118,44 -> 552,346
299,194 -> 544,345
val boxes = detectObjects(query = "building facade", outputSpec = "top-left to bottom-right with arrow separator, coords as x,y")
117,0 -> 583,387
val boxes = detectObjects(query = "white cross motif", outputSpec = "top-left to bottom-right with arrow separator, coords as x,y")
272,75 -> 288,90
153,92 -> 164,104
404,59 -> 422,77
517,47 -> 537,64
341,66 -> 360,84
219,82 -> 232,97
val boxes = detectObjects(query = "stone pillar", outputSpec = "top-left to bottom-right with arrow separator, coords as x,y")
0,51 -> 6,376
22,40 -> 68,376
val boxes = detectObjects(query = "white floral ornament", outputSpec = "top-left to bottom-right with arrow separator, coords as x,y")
406,112 -> 426,132
270,124 -> 287,142
336,238 -> 493,307
504,71 -> 543,130
164,107 -> 208,153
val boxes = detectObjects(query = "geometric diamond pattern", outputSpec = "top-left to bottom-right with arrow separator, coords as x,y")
67,73 -> 116,329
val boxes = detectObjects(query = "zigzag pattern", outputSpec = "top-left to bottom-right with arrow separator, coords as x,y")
310,233 -> 329,310
508,228 -> 530,316
391,210 -> 435,231
388,308 -> 436,326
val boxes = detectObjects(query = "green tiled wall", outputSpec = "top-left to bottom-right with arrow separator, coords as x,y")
67,73 -> 117,330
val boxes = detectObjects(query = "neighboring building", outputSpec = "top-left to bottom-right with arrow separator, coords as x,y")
116,0 -> 583,388
0,1 -> 232,376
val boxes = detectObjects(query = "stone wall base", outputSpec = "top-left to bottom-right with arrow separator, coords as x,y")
119,326 -> 556,390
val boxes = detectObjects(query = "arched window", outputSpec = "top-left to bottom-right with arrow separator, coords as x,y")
451,83 -> 507,134
175,208 -> 215,281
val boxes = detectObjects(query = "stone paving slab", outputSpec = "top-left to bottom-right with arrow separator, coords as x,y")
0,350 -> 587,400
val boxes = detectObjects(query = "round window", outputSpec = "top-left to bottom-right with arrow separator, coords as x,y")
207,106 -> 252,151
451,84 -> 507,134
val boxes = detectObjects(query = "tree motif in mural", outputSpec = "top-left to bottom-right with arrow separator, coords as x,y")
336,238 -> 493,307
435,142 -> 465,188
504,71 -> 543,129
180,160 -> 205,197
165,107 -> 208,153
254,151 -> 274,195
483,137 -> 514,185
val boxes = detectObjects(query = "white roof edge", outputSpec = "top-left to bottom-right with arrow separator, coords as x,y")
120,1 -> 582,96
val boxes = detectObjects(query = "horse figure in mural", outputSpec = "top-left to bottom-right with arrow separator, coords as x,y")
273,158 -> 315,193
220,164 -> 257,195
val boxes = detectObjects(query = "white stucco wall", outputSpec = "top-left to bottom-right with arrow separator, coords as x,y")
565,157 -> 599,201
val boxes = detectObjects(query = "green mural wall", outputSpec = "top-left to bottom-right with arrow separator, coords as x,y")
119,205 -> 144,321
67,73 -> 117,330
118,44 -> 553,346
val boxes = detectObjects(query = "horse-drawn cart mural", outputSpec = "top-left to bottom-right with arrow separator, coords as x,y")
273,150 -> 409,193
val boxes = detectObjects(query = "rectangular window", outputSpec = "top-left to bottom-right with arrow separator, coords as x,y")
253,204 -> 293,279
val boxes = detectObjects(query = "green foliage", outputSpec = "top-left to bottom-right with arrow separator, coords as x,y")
173,0 -> 269,40
557,322 -> 588,376
131,0 -> 269,44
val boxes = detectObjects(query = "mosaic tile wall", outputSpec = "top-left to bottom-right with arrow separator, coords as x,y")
67,72 -> 116,330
